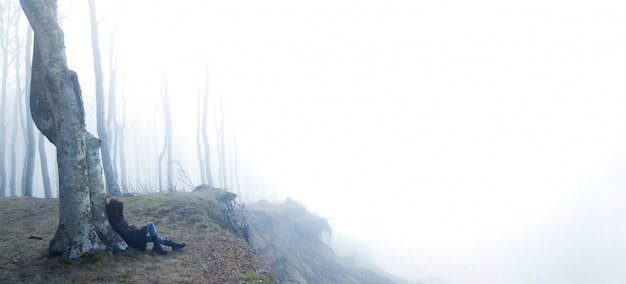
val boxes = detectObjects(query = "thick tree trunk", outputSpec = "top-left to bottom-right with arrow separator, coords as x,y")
28,20 -> 52,198
86,133 -> 127,249
87,0 -> 121,196
20,0 -> 126,258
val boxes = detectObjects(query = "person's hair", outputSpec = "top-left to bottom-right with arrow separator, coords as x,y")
106,198 -> 122,219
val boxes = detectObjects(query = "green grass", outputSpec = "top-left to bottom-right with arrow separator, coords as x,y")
243,270 -> 272,283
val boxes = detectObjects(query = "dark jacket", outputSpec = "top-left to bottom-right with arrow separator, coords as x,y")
106,199 -> 148,251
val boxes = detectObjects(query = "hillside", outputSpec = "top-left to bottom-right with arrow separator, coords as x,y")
0,189 -> 394,283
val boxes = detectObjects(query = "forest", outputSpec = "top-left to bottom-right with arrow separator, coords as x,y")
0,0 -> 252,199
2,0 -> 626,283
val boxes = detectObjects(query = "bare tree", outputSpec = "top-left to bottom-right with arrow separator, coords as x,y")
39,133 -> 53,197
196,90 -> 207,184
158,74 -> 173,192
15,12 -> 37,197
116,89 -> 132,191
87,0 -> 121,196
11,17 -> 25,196
215,92 -> 228,188
229,120 -> 241,195
20,0 -> 126,257
201,58 -> 214,186
0,0 -> 10,196
106,23 -> 121,190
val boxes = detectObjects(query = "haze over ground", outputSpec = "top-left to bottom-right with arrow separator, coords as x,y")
19,0 -> 626,282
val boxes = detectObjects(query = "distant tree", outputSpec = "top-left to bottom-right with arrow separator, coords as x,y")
201,58 -> 214,186
20,0 -> 126,257
115,89 -> 132,191
196,90 -> 207,184
0,0 -> 10,196
17,13 -> 37,197
11,14 -> 25,196
229,120 -> 241,195
87,0 -> 121,196
106,24 -> 126,192
158,74 -> 173,192
215,93 -> 228,188
39,133 -> 53,198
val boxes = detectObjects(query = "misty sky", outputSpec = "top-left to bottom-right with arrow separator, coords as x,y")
47,0 -> 626,283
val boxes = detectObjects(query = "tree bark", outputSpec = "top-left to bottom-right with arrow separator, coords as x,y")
20,0 -> 126,258
87,0 -> 121,196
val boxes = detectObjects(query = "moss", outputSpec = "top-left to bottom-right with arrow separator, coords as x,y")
243,270 -> 272,283
82,250 -> 105,263
118,270 -> 133,284
50,258 -> 72,270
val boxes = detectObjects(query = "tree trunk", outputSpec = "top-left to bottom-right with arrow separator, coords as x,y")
217,94 -> 227,189
87,0 -> 121,196
106,26 -> 120,190
197,90 -> 207,185
20,0 -> 126,258
201,59 -> 213,187
0,8 -> 8,196
39,133 -> 53,198
20,19 -> 36,197
230,122 -> 241,196
159,75 -> 173,192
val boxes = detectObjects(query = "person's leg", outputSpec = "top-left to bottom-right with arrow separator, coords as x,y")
144,222 -> 167,255
162,238 -> 186,251
145,222 -> 157,238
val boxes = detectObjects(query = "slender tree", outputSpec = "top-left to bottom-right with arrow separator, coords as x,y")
158,74 -> 173,192
20,0 -> 126,257
116,92 -> 130,191
39,133 -> 53,197
201,58 -> 214,187
0,0 -> 9,196
230,120 -> 241,195
106,24 -> 119,187
11,31 -> 24,196
87,0 -> 121,196
15,13 -> 37,197
196,90 -> 207,185
215,93 -> 227,188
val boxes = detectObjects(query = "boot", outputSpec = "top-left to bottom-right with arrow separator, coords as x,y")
163,239 -> 186,251
152,236 -> 168,255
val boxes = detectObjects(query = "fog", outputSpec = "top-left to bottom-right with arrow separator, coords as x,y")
5,0 -> 626,283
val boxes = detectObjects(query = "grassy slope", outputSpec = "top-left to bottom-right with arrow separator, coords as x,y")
0,191 -> 271,284
0,190 -> 394,284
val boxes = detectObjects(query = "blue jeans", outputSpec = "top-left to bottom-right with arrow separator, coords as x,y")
144,222 -> 166,244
